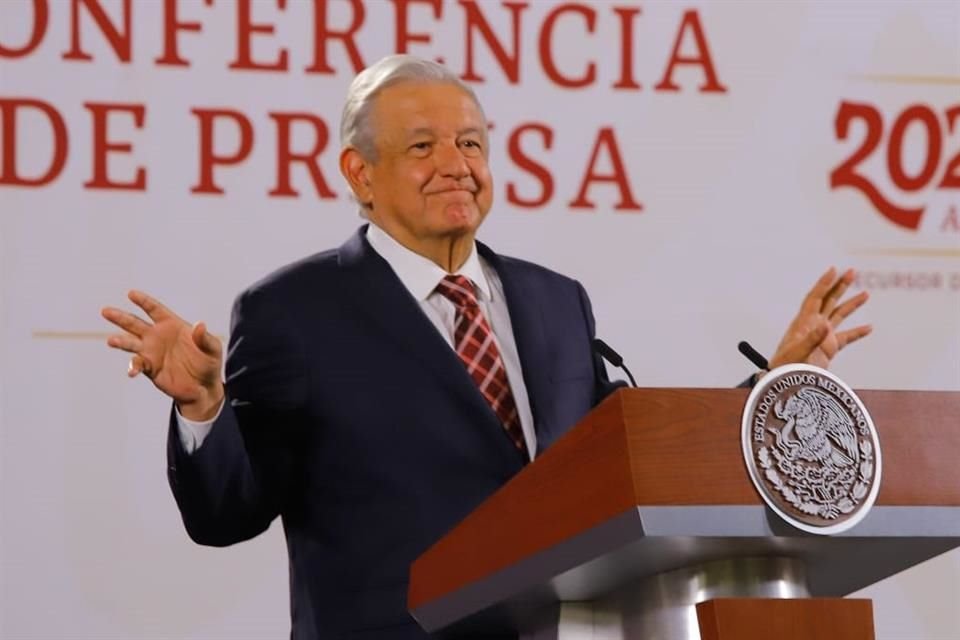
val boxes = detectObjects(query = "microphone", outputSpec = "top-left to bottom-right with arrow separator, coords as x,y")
737,341 -> 769,370
592,339 -> 637,387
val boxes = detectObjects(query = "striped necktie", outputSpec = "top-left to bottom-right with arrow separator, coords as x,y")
435,275 -> 528,457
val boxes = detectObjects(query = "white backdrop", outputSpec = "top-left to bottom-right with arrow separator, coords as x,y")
1,0 -> 959,638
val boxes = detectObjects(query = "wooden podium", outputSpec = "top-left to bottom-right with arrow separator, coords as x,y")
408,388 -> 960,639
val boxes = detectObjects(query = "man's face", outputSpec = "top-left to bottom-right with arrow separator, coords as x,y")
363,82 -> 493,252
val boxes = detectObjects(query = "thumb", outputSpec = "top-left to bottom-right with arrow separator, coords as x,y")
771,320 -> 830,368
191,321 -> 222,357
793,320 -> 830,360
805,319 -> 830,351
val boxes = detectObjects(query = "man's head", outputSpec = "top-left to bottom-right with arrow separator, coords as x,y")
339,55 -> 493,264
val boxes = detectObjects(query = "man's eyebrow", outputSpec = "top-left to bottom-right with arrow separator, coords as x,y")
404,126 -> 485,138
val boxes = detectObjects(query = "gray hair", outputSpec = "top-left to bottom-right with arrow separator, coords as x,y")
339,54 -> 486,161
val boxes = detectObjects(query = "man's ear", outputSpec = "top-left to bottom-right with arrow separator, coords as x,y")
339,147 -> 373,206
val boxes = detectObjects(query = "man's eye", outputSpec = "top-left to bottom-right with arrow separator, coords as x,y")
411,142 -> 431,151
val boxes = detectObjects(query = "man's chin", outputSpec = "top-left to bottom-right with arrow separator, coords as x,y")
440,204 -> 485,233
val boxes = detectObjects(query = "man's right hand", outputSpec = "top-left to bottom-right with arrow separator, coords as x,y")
102,290 -> 224,421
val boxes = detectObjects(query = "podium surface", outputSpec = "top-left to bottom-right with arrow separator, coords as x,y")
409,388 -> 960,636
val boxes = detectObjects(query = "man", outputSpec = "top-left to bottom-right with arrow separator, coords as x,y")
102,55 -> 871,638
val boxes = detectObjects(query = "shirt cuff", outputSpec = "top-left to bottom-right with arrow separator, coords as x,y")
175,399 -> 225,454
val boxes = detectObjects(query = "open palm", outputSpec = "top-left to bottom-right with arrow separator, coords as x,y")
102,290 -> 224,419
768,267 -> 872,371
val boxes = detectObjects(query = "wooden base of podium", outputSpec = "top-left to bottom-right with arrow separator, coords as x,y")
697,598 -> 875,640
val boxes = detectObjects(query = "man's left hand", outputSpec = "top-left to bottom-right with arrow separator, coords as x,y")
767,267 -> 872,370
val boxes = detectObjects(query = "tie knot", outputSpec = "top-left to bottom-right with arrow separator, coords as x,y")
435,275 -> 478,309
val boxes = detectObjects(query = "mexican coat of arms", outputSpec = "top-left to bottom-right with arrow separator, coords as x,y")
741,364 -> 882,534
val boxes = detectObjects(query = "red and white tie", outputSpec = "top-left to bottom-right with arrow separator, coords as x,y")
435,275 -> 528,457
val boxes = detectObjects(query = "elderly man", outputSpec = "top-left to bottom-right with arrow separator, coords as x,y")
102,55 -> 870,639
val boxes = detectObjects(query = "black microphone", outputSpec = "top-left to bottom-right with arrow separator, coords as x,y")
592,338 -> 637,387
737,340 -> 769,370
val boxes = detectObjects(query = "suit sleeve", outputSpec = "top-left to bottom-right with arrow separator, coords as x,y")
166,286 -> 308,546
574,281 -> 629,404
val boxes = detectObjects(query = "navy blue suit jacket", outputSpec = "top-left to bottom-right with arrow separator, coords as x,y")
167,227 -> 621,638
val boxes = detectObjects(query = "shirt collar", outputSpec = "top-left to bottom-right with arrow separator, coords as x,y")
365,223 -> 493,303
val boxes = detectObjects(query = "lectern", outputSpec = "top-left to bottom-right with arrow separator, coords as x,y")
409,388 -> 960,639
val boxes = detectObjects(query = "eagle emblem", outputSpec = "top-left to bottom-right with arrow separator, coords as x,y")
742,365 -> 881,534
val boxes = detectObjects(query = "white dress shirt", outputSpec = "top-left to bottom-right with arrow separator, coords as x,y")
176,224 -> 537,459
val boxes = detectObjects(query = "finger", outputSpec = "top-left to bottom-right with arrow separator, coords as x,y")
106,333 -> 143,354
128,289 -> 174,323
800,267 -> 838,314
128,355 -> 145,378
191,321 -> 222,357
822,268 -> 855,316
837,324 -> 873,350
829,290 -> 869,326
101,306 -> 151,337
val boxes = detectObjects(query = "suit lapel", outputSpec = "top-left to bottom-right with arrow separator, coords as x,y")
336,228 -> 526,471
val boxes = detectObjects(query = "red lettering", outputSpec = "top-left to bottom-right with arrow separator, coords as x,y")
190,108 -> 255,195
938,106 -> 960,188
229,0 -> 289,71
0,0 -> 48,58
569,127 -> 641,211
391,0 -> 442,54
539,4 -> 596,89
269,112 -> 337,198
305,0 -> 366,74
0,98 -> 68,187
887,105 -> 940,192
612,6 -> 641,90
155,0 -> 214,66
654,10 -> 726,93
83,102 -> 146,191
830,101 -> 924,231
506,123 -> 554,208
62,0 -> 132,62
942,206 -> 960,233
460,0 -> 527,84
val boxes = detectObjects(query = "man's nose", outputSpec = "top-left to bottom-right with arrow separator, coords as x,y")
435,142 -> 470,178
